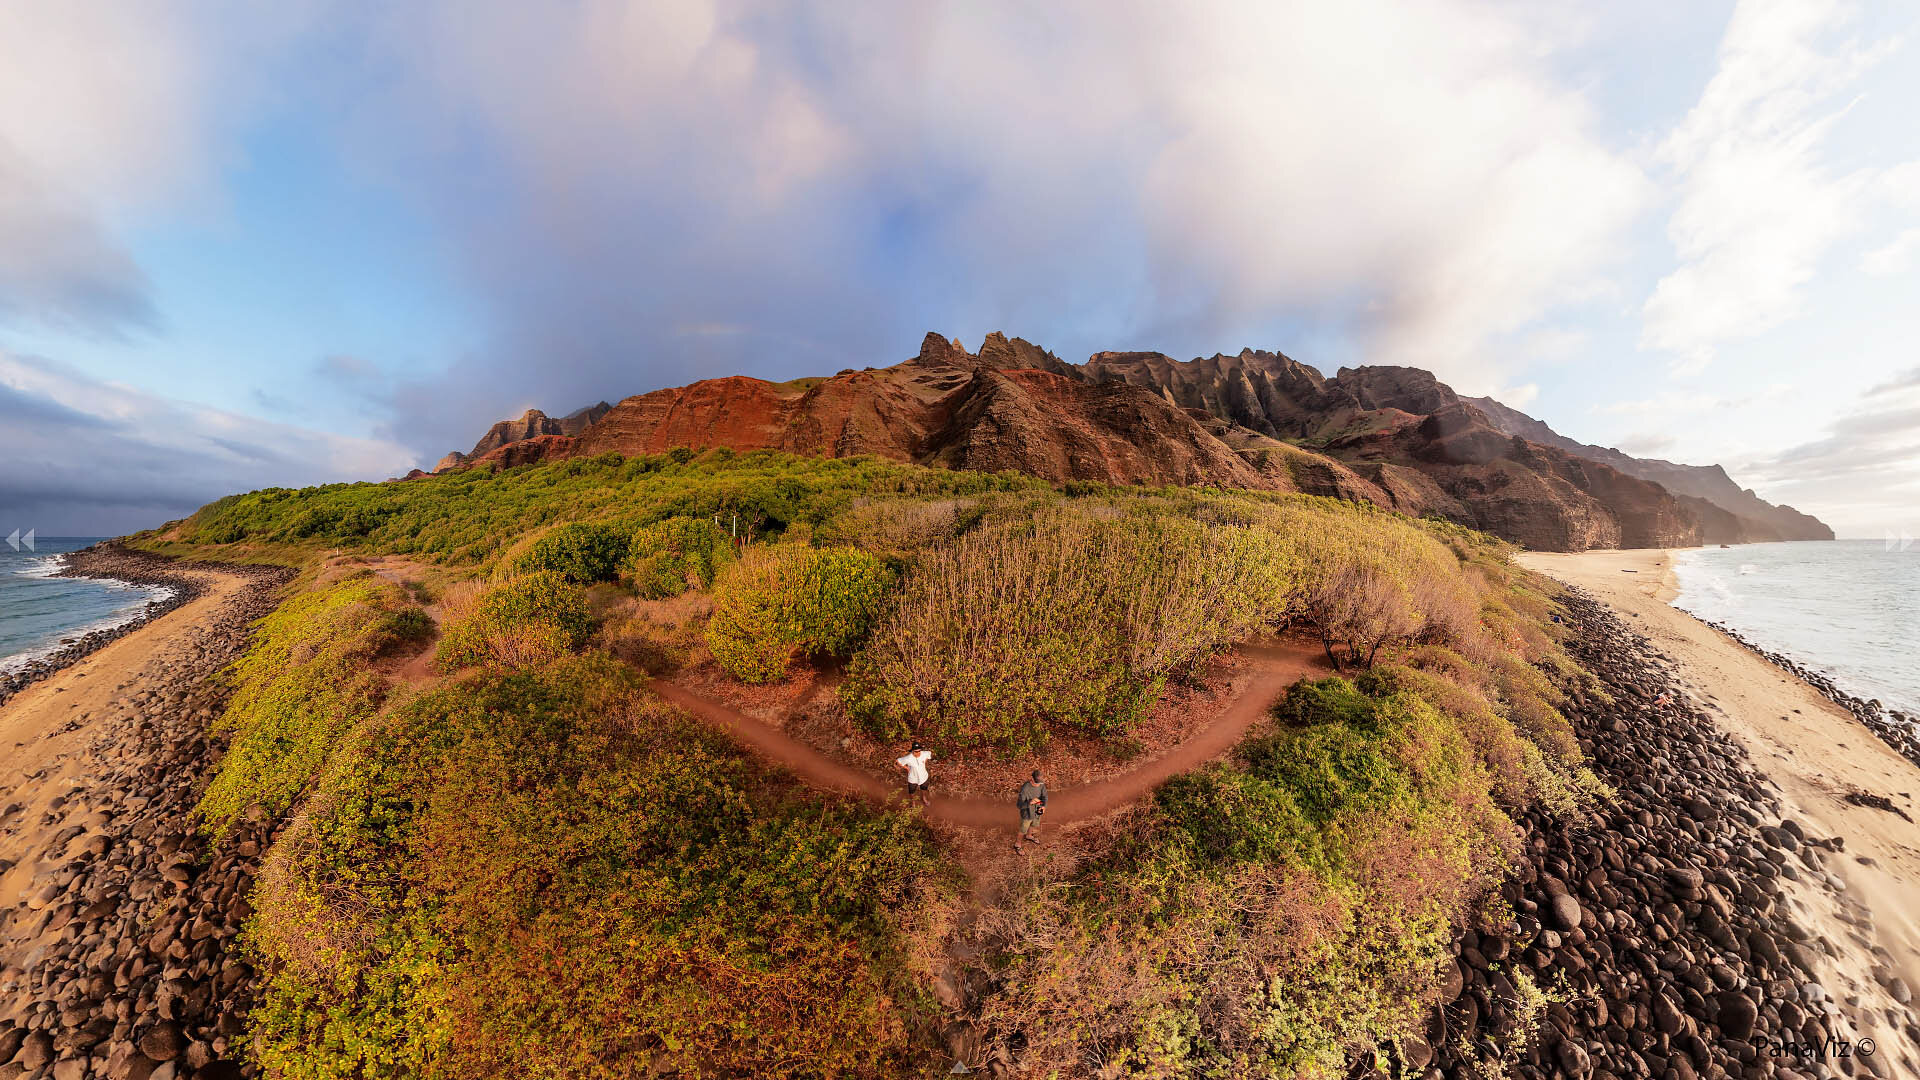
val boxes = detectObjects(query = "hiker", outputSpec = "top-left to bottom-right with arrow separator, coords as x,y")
896,742 -> 933,808
1014,769 -> 1047,852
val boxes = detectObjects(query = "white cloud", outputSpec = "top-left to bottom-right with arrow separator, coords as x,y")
1861,227 -> 1920,276
1593,383 -> 1795,416
0,350 -> 418,533
1495,383 -> 1541,409
1736,373 -> 1920,536
338,0 -> 1652,443
0,5 -> 311,337
1130,1 -> 1650,390
1616,432 -> 1679,457
1641,0 -> 1911,371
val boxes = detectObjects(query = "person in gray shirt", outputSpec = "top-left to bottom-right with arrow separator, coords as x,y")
1015,769 -> 1047,853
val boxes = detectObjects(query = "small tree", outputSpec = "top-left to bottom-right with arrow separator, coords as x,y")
626,516 -> 734,598
705,545 -> 895,683
513,523 -> 629,583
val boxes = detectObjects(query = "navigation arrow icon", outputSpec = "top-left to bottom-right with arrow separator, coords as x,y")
5,529 -> 17,552
21,529 -> 32,552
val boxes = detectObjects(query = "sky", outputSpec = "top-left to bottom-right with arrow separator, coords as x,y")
1,0 -> 1916,538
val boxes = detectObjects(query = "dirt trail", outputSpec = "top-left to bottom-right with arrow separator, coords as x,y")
652,639 -> 1327,833
346,554 -> 1331,831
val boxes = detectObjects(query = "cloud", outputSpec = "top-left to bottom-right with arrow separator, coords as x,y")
1494,383 -> 1541,409
0,350 -> 419,535
0,150 -> 158,336
0,5 -> 306,338
1616,432 -> 1679,457
1861,228 -> 1920,276
1592,383 -> 1795,416
1867,366 -> 1920,395
321,0 -> 1652,453
1736,372 -> 1920,536
1641,0 -> 1912,371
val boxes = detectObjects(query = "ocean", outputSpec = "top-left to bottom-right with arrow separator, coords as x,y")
1672,539 -> 1920,717
0,537 -> 173,674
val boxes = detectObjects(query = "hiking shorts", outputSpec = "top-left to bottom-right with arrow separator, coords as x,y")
907,779 -> 928,794
1019,816 -> 1037,835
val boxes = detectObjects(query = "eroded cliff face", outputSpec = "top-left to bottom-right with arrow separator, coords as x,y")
448,333 -> 1355,499
1464,395 -> 1832,542
434,403 -> 610,472
1066,352 -> 1709,550
423,331 -> 1826,551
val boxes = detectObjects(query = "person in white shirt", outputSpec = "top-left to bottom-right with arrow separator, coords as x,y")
896,742 -> 933,807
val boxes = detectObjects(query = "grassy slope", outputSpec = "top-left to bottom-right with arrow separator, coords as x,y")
175,449 -> 1600,1079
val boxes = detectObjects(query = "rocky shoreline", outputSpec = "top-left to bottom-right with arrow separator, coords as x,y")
0,548 -> 209,711
1688,617 -> 1920,773
1370,589 -> 1916,1080
2,558 -> 292,1080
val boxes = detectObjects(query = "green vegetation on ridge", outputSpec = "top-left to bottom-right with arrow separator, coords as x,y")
245,655 -> 949,1079
198,577 -> 429,834
176,450 -> 1601,1079
154,450 -> 1046,566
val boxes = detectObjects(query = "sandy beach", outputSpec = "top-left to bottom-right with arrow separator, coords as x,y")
1524,548 -> 1920,1071
1,557 -> 289,1078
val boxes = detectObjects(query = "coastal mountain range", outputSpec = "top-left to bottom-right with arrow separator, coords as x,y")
411,332 -> 1831,552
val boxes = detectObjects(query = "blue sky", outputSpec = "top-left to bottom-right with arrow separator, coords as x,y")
1,0 -> 1917,537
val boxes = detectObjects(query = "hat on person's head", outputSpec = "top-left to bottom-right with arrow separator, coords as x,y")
911,741 -> 923,751
1031,769 -> 1042,781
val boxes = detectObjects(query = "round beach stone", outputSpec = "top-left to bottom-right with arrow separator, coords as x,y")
1551,893 -> 1584,931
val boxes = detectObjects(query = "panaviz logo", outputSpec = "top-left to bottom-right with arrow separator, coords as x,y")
5,528 -> 33,552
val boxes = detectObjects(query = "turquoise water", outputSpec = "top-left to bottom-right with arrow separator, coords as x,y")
1673,540 -> 1920,717
0,538 -> 172,672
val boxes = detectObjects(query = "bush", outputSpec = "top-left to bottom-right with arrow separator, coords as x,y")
246,655 -> 950,1080
626,516 -> 734,598
197,578 -> 424,834
435,571 -> 593,672
514,523 -> 630,583
162,451 -> 1045,566
704,545 -> 894,683
814,497 -> 975,557
974,675 -> 1519,1077
844,506 -> 1298,749
1254,504 -> 1477,670
372,608 -> 436,650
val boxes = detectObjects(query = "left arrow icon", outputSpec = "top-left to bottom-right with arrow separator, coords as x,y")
5,529 -> 18,552
21,529 -> 33,552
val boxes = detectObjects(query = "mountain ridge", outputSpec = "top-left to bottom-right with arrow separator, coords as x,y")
1461,395 -> 1831,542
417,332 -> 1830,551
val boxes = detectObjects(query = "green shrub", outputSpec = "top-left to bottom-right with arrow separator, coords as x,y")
372,608 -> 436,649
246,655 -> 950,1080
975,675 -> 1519,1077
198,578 -> 424,834
626,516 -> 734,598
435,571 -> 593,672
513,522 -> 630,583
704,545 -> 894,683
161,451 -> 1045,566
844,506 -> 1299,749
